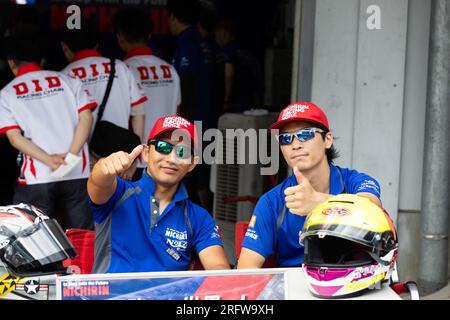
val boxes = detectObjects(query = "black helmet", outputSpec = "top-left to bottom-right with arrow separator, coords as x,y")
0,203 -> 77,277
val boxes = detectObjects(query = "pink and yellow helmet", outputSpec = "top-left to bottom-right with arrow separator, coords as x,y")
299,194 -> 398,298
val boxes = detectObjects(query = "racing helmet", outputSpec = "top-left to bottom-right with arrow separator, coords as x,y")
0,203 -> 77,277
299,194 -> 398,298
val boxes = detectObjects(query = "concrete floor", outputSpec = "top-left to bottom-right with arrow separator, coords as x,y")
421,279 -> 450,300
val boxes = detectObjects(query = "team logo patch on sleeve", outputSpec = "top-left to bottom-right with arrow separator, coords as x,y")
357,180 -> 380,194
245,229 -> 258,240
210,225 -> 221,239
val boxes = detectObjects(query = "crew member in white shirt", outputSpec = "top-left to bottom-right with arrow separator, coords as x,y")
60,18 -> 148,180
113,7 -> 182,180
0,25 -> 96,229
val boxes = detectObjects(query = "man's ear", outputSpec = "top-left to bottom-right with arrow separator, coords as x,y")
325,132 -> 334,149
142,144 -> 150,161
116,32 -> 123,43
60,42 -> 73,62
7,59 -> 15,70
116,33 -> 127,52
7,59 -> 18,75
168,13 -> 179,26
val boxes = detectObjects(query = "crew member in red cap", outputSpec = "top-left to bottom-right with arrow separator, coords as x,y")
237,102 -> 382,269
87,115 -> 230,273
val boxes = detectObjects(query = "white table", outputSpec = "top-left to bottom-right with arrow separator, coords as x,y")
53,267 -> 401,300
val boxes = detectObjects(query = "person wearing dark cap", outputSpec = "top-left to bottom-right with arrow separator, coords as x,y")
87,115 -> 230,273
167,0 -> 215,212
237,102 -> 382,269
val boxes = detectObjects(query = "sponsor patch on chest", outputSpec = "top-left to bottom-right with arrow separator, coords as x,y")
165,227 -> 188,251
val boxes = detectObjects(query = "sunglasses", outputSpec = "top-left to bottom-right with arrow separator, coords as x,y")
148,140 -> 192,159
276,128 -> 325,145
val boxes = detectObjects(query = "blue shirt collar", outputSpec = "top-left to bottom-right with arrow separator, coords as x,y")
140,169 -> 189,203
329,163 -> 345,195
178,26 -> 197,40
286,163 -> 345,195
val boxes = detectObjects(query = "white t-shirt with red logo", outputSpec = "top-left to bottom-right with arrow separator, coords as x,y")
124,46 -> 181,168
0,64 -> 97,185
124,47 -> 181,140
61,49 -> 148,139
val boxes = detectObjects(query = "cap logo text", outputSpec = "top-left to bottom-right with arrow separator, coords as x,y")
281,104 -> 310,120
162,116 -> 191,129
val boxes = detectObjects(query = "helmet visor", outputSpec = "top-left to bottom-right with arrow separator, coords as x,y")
303,235 -> 375,267
300,222 -> 383,249
3,219 -> 77,272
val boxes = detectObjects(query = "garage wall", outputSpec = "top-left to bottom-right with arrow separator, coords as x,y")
299,0 -> 435,281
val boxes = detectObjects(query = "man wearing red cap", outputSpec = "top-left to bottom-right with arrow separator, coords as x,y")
237,102 -> 382,269
87,115 -> 230,273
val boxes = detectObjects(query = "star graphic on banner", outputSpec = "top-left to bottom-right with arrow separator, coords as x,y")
24,279 -> 40,295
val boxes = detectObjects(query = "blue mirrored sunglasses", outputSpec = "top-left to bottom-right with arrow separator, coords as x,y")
276,128 -> 325,145
148,140 -> 192,159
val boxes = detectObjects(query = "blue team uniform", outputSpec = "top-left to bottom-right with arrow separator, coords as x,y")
89,170 -> 223,273
241,163 -> 381,267
172,27 -> 215,130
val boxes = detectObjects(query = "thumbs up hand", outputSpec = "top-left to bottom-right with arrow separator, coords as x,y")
284,166 -> 331,216
99,144 -> 144,177
293,165 -> 304,185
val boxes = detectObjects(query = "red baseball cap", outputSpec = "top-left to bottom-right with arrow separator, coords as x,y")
269,102 -> 330,131
147,116 -> 198,148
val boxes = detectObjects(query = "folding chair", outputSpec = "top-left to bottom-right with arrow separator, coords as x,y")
62,228 -> 95,274
62,227 -> 223,273
235,221 -> 278,268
